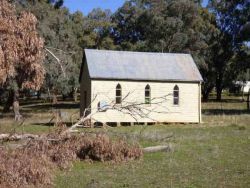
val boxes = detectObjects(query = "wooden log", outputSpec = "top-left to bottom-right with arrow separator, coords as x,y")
0,134 -> 39,141
0,134 -> 64,143
143,144 -> 172,153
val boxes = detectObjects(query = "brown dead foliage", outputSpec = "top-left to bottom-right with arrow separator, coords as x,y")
0,0 -> 45,89
77,134 -> 143,162
0,147 -> 53,188
0,133 -> 142,187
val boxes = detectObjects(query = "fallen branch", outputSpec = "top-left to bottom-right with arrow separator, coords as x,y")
64,115 -> 90,134
0,133 -> 39,141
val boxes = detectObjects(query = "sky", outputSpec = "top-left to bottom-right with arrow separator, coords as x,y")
64,0 -> 209,15
64,0 -> 125,15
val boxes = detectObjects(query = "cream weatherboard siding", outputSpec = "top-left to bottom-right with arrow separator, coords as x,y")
87,80 -> 201,123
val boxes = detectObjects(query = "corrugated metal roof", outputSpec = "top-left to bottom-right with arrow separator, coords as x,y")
84,49 -> 203,82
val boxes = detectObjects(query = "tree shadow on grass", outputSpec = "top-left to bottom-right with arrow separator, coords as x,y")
34,122 -> 74,127
203,98 -> 244,103
0,112 -> 33,119
203,109 -> 250,115
22,103 -> 80,112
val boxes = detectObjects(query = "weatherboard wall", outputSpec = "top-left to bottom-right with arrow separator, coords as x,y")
89,80 -> 201,123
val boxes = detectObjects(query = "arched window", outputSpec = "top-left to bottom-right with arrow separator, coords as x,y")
145,84 -> 151,104
116,84 -> 122,104
173,85 -> 179,105
97,102 -> 101,111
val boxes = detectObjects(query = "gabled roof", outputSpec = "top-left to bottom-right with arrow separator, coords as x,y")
82,49 -> 203,82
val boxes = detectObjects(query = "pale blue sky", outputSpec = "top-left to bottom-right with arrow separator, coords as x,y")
64,0 -> 125,15
64,0 -> 209,15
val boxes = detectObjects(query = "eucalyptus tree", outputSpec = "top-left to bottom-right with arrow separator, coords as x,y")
111,1 -> 144,50
0,0 -> 45,112
208,0 -> 250,100
194,8 -> 220,100
14,0 -> 82,99
82,8 -> 116,50
112,0 -> 220,100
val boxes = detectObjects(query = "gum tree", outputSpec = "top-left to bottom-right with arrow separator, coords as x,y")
0,0 -> 44,112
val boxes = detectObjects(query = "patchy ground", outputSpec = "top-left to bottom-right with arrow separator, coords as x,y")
0,96 -> 249,187
55,125 -> 249,188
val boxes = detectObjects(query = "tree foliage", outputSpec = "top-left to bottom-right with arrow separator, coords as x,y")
0,0 -> 44,90
111,0 -> 249,100
15,0 -> 82,96
207,0 -> 250,100
15,1 -> 116,97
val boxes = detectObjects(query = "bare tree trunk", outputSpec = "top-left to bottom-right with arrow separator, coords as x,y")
37,90 -> 41,100
202,85 -> 213,102
216,89 -> 222,101
62,94 -> 67,101
3,90 -> 14,113
216,74 -> 223,101
73,87 -> 78,102
242,87 -> 245,101
247,89 -> 250,110
13,90 -> 22,121
52,93 -> 58,106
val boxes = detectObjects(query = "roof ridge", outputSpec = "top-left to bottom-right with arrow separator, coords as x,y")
84,49 -> 191,56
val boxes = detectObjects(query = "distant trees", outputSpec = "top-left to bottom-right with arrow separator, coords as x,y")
195,8 -> 219,101
111,1 -> 143,50
111,0 -> 219,100
0,0 -> 44,111
112,0 -> 250,101
13,0 -> 82,99
14,1 -> 116,100
208,0 -> 250,100
1,0 -> 249,110
85,8 -> 116,50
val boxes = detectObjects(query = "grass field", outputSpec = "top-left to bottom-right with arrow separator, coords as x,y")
0,96 -> 249,187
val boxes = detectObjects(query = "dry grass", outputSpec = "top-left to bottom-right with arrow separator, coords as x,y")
202,96 -> 249,127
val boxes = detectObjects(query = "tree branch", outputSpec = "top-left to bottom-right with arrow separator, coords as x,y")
45,48 -> 66,78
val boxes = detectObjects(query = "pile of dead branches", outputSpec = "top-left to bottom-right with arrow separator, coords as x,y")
77,134 -> 142,162
0,133 -> 143,187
